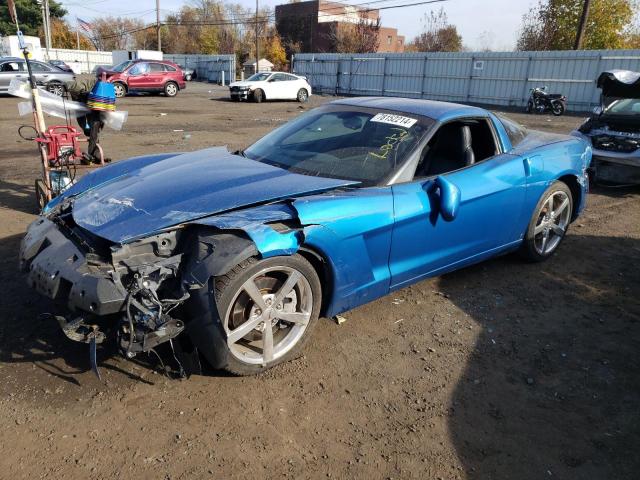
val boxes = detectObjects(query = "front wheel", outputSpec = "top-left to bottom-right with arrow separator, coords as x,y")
164,81 -> 178,97
552,101 -> 565,116
113,82 -> 127,98
526,100 -> 533,113
520,181 -> 573,262
252,88 -> 264,103
214,255 -> 321,375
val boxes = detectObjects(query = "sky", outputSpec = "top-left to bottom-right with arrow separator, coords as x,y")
58,0 -> 536,51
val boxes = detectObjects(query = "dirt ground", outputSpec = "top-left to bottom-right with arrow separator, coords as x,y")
0,82 -> 639,480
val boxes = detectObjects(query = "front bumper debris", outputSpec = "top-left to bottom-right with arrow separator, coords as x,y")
20,214 -> 193,378
20,217 -> 127,315
229,88 -> 250,100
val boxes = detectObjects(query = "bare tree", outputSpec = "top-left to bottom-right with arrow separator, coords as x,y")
327,18 -> 380,53
407,8 -> 462,52
92,17 -> 145,51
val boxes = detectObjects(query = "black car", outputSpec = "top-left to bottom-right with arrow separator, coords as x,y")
48,59 -> 74,73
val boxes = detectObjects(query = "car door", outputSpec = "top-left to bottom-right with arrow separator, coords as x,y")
266,73 -> 289,99
147,62 -> 167,90
389,117 -> 527,289
0,60 -> 25,92
126,62 -> 151,90
30,61 -> 55,86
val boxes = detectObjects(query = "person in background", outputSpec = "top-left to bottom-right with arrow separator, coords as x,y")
66,76 -> 110,163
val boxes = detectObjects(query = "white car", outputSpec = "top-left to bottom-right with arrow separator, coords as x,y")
229,72 -> 312,103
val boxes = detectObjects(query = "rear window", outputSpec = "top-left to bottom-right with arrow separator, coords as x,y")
497,114 -> 527,148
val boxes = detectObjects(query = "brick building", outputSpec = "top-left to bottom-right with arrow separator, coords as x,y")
275,0 -> 405,53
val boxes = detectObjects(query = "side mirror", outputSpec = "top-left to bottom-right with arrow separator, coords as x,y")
592,106 -> 603,115
435,176 -> 461,221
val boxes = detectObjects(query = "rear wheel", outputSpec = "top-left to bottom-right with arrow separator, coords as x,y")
164,81 -> 178,97
215,255 -> 321,375
552,101 -> 565,116
520,181 -> 573,262
46,81 -> 65,96
113,82 -> 127,98
297,88 -> 309,103
252,88 -> 264,103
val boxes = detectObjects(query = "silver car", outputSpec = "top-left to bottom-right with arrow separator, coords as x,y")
0,57 -> 76,96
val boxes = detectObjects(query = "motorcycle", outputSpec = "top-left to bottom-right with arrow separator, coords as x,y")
526,86 -> 567,116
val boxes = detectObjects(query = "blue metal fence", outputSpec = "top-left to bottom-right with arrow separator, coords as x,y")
164,54 -> 236,84
292,50 -> 640,112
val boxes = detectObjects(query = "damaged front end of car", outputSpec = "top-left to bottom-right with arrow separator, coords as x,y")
20,201 -> 193,377
573,70 -> 640,185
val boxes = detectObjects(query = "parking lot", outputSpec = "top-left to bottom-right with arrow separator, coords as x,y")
0,81 -> 639,479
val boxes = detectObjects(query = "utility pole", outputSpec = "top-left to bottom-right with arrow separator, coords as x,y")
37,0 -> 50,58
156,0 -> 162,51
574,0 -> 591,50
76,28 -> 80,50
44,0 -> 52,53
255,0 -> 259,74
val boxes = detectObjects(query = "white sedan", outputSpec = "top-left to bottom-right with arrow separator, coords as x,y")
229,72 -> 312,103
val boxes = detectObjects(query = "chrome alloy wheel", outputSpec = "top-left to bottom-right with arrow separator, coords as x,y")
533,190 -> 571,255
223,266 -> 313,366
165,83 -> 178,96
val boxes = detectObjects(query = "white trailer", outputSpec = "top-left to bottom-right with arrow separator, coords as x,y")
0,35 -> 44,61
112,50 -> 163,65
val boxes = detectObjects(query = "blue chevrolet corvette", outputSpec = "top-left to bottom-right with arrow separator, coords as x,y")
20,97 -> 592,376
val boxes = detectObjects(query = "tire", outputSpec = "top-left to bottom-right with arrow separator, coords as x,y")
113,82 -> 127,98
35,179 -> 47,212
525,100 -> 533,113
46,81 -> 65,96
297,88 -> 309,103
520,181 -> 573,262
552,101 -> 565,116
252,88 -> 264,103
230,96 -> 240,102
214,255 -> 322,376
164,81 -> 179,97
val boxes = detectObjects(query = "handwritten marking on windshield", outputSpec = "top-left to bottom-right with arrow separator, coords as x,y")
369,128 -> 409,160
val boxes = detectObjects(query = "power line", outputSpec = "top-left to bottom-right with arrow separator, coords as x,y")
92,0 -> 448,42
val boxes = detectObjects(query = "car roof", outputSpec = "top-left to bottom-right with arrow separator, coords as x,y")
131,59 -> 178,66
266,71 -> 299,76
330,97 -> 489,122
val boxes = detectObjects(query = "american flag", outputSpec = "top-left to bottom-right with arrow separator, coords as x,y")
77,18 -> 94,34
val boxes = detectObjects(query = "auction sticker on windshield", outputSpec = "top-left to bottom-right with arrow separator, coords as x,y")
370,113 -> 418,128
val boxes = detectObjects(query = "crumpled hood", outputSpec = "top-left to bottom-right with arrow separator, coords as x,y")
69,147 -> 356,243
597,70 -> 640,100
229,80 -> 263,88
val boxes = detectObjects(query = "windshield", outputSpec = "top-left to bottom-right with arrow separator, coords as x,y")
604,98 -> 640,117
247,72 -> 271,81
112,60 -> 134,72
243,106 -> 432,185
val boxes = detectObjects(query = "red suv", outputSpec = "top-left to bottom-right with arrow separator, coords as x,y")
100,60 -> 187,98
